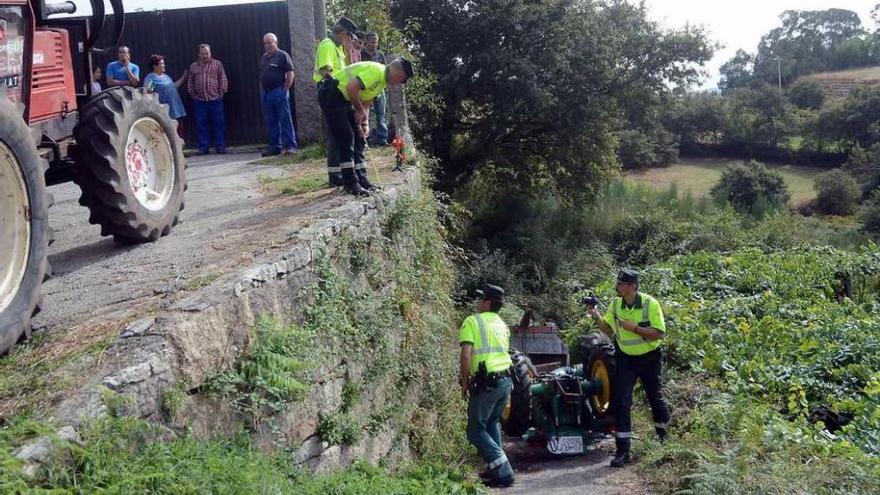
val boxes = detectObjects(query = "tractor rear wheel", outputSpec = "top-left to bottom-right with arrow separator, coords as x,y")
73,87 -> 186,243
0,100 -> 52,354
502,351 -> 533,437
584,334 -> 617,418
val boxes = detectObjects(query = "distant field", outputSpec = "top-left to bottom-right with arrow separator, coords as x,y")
803,66 -> 880,83
625,158 -> 828,204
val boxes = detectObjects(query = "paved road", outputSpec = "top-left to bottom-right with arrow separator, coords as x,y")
33,152 -> 356,331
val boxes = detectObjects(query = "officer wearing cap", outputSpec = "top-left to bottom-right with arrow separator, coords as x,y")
318,58 -> 414,196
459,285 -> 515,488
585,269 -> 671,467
314,17 -> 358,186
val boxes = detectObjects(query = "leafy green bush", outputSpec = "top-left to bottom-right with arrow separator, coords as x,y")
860,189 -> 880,234
710,161 -> 791,216
814,168 -> 861,215
616,128 -> 680,169
638,246 -> 880,452
787,79 -> 826,110
843,143 -> 880,198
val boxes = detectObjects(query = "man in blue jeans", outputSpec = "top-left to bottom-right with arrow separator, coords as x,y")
259,33 -> 297,157
459,285 -> 516,488
187,44 -> 228,155
360,33 -> 388,146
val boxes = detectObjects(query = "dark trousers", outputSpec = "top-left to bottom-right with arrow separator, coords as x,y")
261,86 -> 297,151
612,346 -> 670,448
193,99 -> 225,152
318,80 -> 365,182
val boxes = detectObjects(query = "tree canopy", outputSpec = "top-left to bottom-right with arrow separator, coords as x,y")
392,0 -> 712,197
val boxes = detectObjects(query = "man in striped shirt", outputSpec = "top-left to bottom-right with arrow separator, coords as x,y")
187,44 -> 229,155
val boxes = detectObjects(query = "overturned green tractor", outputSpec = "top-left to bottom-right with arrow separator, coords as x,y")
502,333 -> 617,455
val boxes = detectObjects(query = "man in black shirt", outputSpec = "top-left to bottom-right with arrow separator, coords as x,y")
360,33 -> 389,146
259,32 -> 297,157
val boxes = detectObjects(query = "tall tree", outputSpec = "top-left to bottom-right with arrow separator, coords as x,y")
753,9 -> 866,85
719,49 -> 755,93
392,0 -> 712,197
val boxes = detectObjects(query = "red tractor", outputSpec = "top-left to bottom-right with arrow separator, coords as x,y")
0,0 -> 186,353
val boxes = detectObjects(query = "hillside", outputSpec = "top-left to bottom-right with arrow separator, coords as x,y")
801,66 -> 880,100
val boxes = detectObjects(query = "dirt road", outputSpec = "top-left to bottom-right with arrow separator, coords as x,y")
494,438 -> 650,495
33,151 -> 396,332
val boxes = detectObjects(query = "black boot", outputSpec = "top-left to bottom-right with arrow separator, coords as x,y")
610,437 -> 631,468
656,427 -> 668,443
342,170 -> 369,196
355,168 -> 376,190
328,172 -> 343,187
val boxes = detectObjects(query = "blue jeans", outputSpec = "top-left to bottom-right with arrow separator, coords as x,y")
193,99 -> 225,152
369,90 -> 388,145
467,377 -> 514,480
261,86 -> 297,151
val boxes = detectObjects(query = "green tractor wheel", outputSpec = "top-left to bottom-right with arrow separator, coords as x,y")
502,351 -> 533,437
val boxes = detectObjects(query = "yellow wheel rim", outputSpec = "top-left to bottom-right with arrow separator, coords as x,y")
590,360 -> 611,414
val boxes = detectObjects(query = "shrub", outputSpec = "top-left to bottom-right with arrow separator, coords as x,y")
813,169 -> 860,215
787,79 -> 826,110
860,189 -> 880,234
843,144 -> 880,198
710,161 -> 791,216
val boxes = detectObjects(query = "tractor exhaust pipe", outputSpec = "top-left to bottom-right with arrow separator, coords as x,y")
43,1 -> 76,16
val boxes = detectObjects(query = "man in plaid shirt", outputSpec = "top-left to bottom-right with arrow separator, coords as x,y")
187,44 -> 229,155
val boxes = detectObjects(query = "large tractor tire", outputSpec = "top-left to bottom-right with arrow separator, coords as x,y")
0,100 -> 52,354
583,333 -> 617,418
73,87 -> 186,243
502,351 -> 533,437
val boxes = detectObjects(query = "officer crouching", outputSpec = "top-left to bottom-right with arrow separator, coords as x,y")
459,285 -> 515,488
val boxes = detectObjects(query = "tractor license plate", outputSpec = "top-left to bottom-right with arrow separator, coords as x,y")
547,435 -> 584,455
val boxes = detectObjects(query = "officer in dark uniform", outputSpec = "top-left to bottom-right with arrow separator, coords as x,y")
586,269 -> 671,467
317,58 -> 413,196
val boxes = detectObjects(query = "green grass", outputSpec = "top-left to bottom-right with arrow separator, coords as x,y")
626,157 -> 827,204
252,143 -> 326,166
0,416 -> 487,494
256,171 -> 328,196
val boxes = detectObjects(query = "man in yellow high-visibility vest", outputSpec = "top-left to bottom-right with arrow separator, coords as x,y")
318,59 -> 413,195
313,17 -> 357,186
459,285 -> 515,488
586,269 -> 670,467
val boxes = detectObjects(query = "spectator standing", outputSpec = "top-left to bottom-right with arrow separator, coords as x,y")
187,44 -> 229,155
259,32 -> 297,157
106,45 -> 140,87
348,32 -> 363,64
360,32 -> 388,146
144,54 -> 188,140
314,16 -> 358,186
90,67 -> 102,96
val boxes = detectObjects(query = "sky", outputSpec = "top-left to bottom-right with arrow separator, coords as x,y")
111,0 -> 878,89
639,0 -> 878,89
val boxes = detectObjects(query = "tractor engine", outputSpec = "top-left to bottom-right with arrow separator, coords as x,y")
502,333 -> 618,455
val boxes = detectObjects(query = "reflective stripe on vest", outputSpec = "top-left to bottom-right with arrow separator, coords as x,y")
473,314 -> 505,355
612,294 -> 661,355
